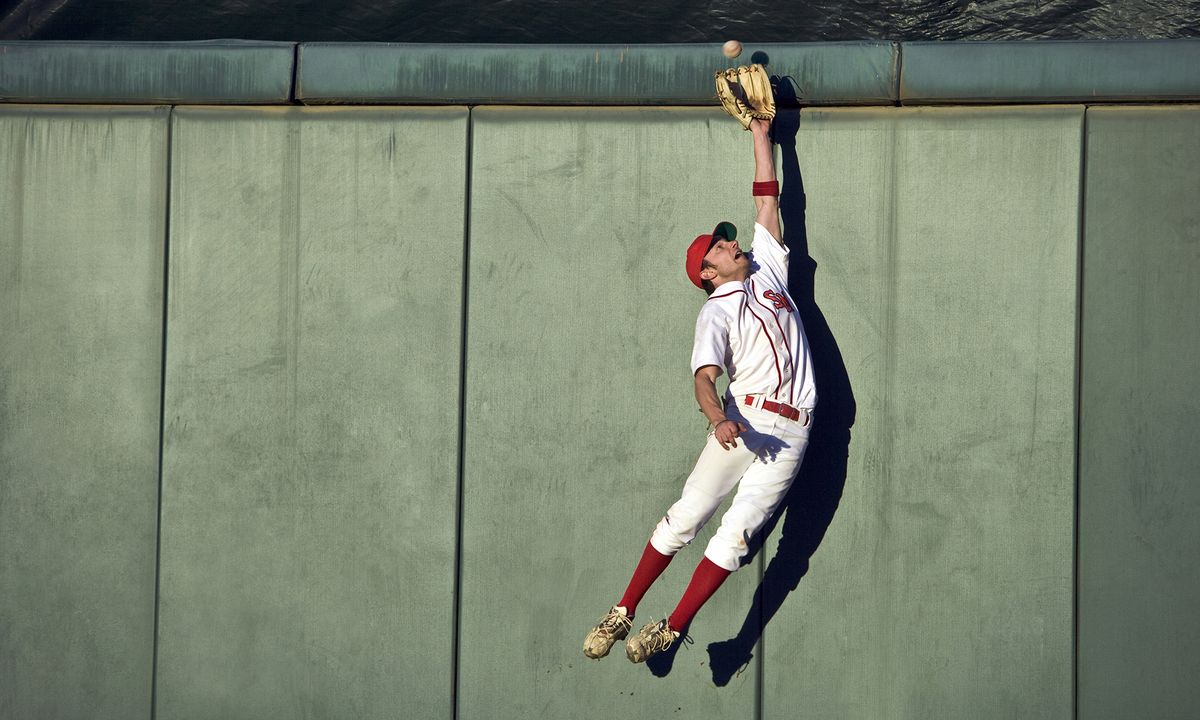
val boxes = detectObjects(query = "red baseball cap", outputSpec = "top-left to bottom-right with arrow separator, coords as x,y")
685,221 -> 738,289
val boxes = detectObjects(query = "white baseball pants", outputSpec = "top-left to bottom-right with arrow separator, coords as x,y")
650,399 -> 812,572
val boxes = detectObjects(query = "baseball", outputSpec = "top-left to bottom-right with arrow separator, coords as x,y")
722,40 -> 743,59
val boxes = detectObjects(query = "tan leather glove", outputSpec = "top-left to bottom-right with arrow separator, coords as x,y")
714,64 -> 776,130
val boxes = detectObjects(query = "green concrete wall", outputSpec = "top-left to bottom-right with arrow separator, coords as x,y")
155,107 -> 467,719
1078,105 -> 1200,720
1,101 -> 1196,720
0,105 -> 167,719
760,106 -> 1079,718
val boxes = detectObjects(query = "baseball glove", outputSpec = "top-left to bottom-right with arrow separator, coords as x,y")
714,64 -> 775,130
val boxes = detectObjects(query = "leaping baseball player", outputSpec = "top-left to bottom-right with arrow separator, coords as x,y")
583,68 -> 816,664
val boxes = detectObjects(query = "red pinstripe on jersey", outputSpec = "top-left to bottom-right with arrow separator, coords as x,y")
705,280 -> 806,403
750,278 -> 797,405
706,284 -> 785,398
707,288 -> 746,302
739,283 -> 784,398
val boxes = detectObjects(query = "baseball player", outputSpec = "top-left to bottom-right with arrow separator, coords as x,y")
583,115 -> 816,664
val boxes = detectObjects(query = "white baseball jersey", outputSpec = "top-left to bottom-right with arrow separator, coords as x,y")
689,222 -> 817,410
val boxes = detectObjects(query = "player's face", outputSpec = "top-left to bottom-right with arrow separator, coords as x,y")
703,237 -> 750,281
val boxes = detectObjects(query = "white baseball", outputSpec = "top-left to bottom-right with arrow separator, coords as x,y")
722,40 -> 743,59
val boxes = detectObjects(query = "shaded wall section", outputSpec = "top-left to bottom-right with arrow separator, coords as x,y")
0,105 -> 167,720
155,106 -> 467,720
1078,105 -> 1200,720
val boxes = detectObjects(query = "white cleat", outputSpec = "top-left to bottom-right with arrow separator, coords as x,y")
625,618 -> 680,663
583,606 -> 633,660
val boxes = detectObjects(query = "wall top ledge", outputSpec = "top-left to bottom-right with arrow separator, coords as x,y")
900,40 -> 1200,104
296,42 -> 899,105
0,40 -> 295,104
3,40 -> 1199,106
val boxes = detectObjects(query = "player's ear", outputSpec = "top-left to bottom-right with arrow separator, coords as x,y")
700,265 -> 718,281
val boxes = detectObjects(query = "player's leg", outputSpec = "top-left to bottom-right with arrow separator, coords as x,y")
583,429 -> 756,660
625,409 -> 812,662
631,429 -> 759,604
672,410 -> 812,631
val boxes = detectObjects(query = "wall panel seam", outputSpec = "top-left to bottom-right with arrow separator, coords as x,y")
289,43 -> 299,103
755,544 -> 763,720
452,105 -> 475,720
149,103 -> 174,720
1072,105 -> 1088,720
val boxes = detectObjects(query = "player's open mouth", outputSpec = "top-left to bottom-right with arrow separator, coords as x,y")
734,250 -> 744,259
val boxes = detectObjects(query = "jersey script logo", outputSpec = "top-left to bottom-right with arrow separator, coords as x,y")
762,289 -> 793,312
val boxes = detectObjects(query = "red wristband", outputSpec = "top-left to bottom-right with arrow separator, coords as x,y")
752,180 -> 779,197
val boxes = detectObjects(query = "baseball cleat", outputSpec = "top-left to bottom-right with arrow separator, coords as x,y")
625,619 -> 680,663
583,606 -> 633,659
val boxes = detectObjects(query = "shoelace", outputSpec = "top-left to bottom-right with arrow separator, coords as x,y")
645,621 -> 679,653
597,610 -> 631,637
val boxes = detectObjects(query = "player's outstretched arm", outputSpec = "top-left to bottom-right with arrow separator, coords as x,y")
750,118 -> 782,245
695,365 -> 748,450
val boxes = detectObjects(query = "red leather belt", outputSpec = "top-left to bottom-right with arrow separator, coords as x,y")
743,395 -> 801,422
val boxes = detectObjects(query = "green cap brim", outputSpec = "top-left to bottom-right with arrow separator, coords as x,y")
713,221 -> 738,243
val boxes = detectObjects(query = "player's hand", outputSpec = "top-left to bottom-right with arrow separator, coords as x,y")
714,419 -> 749,450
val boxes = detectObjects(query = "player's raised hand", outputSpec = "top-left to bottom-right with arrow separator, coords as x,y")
715,419 -> 749,450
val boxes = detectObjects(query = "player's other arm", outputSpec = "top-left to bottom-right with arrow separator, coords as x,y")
750,118 -> 782,245
694,365 -> 747,450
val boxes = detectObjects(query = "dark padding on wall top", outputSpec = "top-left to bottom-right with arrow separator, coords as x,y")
5,40 -> 1200,106
295,42 -> 899,105
900,40 -> 1200,103
0,40 -> 295,103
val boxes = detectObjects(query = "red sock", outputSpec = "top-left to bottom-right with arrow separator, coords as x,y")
668,556 -> 732,631
617,541 -> 674,616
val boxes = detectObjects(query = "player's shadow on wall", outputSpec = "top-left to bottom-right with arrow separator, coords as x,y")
704,78 -> 856,687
